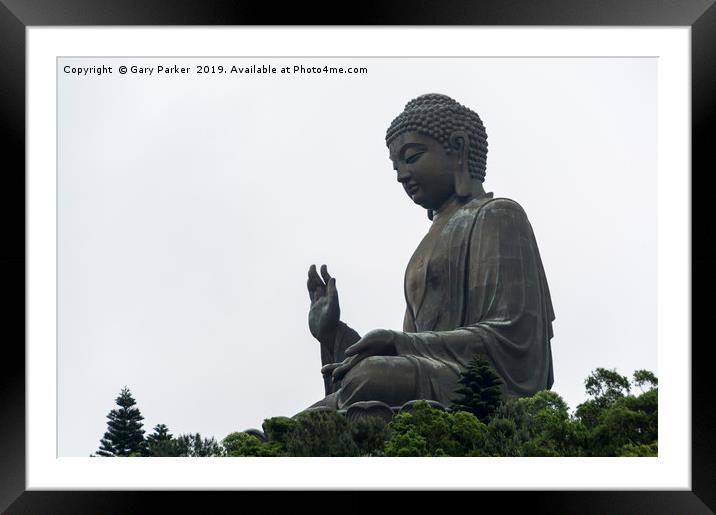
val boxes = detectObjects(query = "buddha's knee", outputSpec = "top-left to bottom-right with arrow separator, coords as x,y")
356,356 -> 393,372
344,356 -> 392,383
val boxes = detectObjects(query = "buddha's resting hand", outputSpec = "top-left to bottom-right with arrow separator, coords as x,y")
321,329 -> 406,382
307,264 -> 340,342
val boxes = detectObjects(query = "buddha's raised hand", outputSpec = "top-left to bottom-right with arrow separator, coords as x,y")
307,264 -> 340,341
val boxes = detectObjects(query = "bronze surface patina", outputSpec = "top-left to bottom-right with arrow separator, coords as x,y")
305,94 -> 555,419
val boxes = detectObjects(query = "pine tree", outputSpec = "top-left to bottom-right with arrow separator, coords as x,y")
96,387 -> 147,457
146,423 -> 171,444
146,423 -> 179,456
451,355 -> 504,423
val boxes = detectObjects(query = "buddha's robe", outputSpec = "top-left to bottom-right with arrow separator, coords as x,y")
314,193 -> 555,410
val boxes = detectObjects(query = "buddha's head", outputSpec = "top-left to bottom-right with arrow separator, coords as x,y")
386,94 -> 488,212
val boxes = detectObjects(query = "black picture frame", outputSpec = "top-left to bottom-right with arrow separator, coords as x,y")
1,1 -> 714,512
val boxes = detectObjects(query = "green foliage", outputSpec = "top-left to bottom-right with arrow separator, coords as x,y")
146,439 -> 182,457
450,411 -> 489,456
451,355 -> 504,423
488,390 -> 585,456
215,367 -> 658,457
145,423 -> 182,457
584,368 -> 631,407
285,411 -> 360,457
96,391 -> 226,457
104,367 -> 658,458
174,433 -> 225,457
223,432 -> 281,457
350,416 -> 390,456
576,370 -> 658,456
222,413 -> 390,457
384,427 -> 430,457
96,387 -> 147,457
262,417 -> 298,450
382,369 -> 657,458
573,399 -> 602,429
385,401 -> 488,456
147,423 -> 171,443
620,441 -> 658,457
632,370 -> 658,392
485,416 -> 522,456
624,388 -> 658,443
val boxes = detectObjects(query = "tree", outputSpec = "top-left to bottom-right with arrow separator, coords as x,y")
350,416 -> 390,456
450,355 -> 504,423
484,416 -> 522,457
575,369 -> 658,456
223,414 -> 389,457
632,370 -> 658,393
576,368 -> 632,429
513,391 -> 586,456
146,423 -> 171,443
223,432 -> 281,457
96,387 -> 147,457
285,411 -> 360,457
583,368 -> 631,407
384,427 -> 430,457
214,367 -> 659,457
174,433 -> 225,457
620,442 -> 658,457
262,416 -> 298,453
146,424 -> 180,457
384,401 -> 488,457
450,411 -> 490,456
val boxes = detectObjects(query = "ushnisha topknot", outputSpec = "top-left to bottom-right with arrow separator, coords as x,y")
385,93 -> 488,182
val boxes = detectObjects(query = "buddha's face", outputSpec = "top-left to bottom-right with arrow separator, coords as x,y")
388,131 -> 457,211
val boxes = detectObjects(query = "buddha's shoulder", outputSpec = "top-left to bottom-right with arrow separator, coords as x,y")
466,195 -> 528,217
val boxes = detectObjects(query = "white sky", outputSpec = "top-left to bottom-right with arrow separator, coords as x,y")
57,57 -> 656,456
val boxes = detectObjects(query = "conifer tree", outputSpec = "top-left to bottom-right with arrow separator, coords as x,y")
451,355 -> 504,423
146,423 -> 171,443
96,387 -> 147,457
146,423 -> 179,456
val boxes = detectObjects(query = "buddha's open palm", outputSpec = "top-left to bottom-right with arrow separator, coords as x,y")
307,264 -> 340,341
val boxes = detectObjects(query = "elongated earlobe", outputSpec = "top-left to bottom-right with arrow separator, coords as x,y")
450,131 -> 472,198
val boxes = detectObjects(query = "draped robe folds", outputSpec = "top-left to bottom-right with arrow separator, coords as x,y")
313,193 -> 555,410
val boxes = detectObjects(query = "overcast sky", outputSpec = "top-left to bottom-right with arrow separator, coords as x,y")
58,57 -> 656,456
